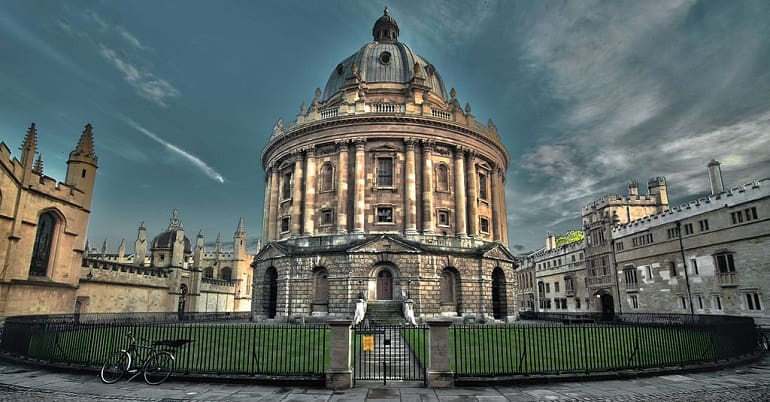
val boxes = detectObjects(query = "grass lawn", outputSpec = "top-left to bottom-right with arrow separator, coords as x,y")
449,324 -> 716,375
28,324 -> 330,376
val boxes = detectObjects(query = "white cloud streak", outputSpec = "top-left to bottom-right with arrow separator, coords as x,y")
118,115 -> 225,183
99,44 -> 179,107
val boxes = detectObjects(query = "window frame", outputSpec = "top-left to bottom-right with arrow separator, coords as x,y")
319,208 -> 335,227
374,204 -> 395,225
318,162 -> 335,193
375,156 -> 395,189
434,163 -> 451,193
436,209 -> 451,227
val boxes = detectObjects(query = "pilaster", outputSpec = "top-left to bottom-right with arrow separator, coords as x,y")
336,140 -> 349,234
404,138 -> 418,235
454,146 -> 467,237
303,146 -> 317,235
491,165 -> 502,242
291,151 -> 305,236
353,138 -> 366,233
421,140 -> 435,234
466,151 -> 478,237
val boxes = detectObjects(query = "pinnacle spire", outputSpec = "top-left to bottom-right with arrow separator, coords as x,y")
20,123 -> 38,167
33,153 -> 44,174
70,123 -> 97,161
235,217 -> 246,236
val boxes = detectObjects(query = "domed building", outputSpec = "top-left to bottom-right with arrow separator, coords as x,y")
253,9 -> 516,321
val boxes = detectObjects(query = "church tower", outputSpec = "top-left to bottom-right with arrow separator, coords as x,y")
233,217 -> 247,260
65,124 -> 98,209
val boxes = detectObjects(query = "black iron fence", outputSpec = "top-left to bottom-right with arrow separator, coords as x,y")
1,314 -> 328,378
452,313 -> 762,377
351,323 -> 428,385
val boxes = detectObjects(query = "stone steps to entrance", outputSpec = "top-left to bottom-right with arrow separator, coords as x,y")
364,301 -> 403,324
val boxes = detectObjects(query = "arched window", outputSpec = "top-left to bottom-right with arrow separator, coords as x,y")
264,267 -> 278,318
319,162 -> 334,192
313,267 -> 329,303
435,164 -> 449,192
220,267 -> 233,282
30,211 -> 58,276
204,267 -> 214,278
492,267 -> 507,319
440,268 -> 460,307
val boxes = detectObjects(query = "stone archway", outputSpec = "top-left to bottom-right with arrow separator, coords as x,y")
264,267 -> 278,318
368,264 -> 401,301
492,267 -> 507,320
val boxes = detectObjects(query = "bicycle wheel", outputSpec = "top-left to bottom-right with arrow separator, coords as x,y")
100,351 -> 130,384
143,351 -> 175,385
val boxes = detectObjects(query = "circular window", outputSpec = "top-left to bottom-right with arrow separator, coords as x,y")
379,51 -> 392,65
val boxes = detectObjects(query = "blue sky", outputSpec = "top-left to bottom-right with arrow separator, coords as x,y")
1,0 -> 769,252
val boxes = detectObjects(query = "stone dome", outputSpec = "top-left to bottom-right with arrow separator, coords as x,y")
321,9 -> 448,102
151,230 -> 192,254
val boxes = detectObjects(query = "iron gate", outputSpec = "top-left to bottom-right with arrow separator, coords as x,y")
352,323 -> 428,385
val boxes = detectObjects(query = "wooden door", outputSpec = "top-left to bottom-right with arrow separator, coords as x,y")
376,270 -> 393,300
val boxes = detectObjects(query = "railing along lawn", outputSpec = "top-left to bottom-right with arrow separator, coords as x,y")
18,322 -> 329,377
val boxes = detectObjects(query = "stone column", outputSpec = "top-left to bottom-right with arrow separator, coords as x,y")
268,166 -> 280,240
454,147 -> 467,237
291,151 -> 304,236
353,138 -> 366,233
262,168 -> 272,241
303,146 -> 316,236
466,152 -> 478,237
499,171 -> 508,245
421,140 -> 435,234
491,166 -> 501,242
325,320 -> 353,389
427,320 -> 454,387
404,138 -> 418,235
336,140 -> 349,234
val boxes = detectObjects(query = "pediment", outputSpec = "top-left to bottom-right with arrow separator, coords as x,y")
254,243 -> 287,261
348,235 -> 422,253
483,244 -> 516,261
370,145 -> 398,154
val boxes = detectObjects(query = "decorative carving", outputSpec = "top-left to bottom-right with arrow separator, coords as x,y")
273,118 -> 284,135
404,138 -> 417,150
354,137 -> 366,150
449,88 -> 456,99
335,139 -> 350,152
465,102 -> 472,114
421,139 -> 435,153
299,102 -> 307,114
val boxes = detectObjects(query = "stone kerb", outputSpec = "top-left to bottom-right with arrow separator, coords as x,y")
325,319 -> 353,389
427,319 -> 454,387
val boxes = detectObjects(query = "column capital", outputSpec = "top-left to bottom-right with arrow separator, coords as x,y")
454,145 -> 467,159
335,139 -> 350,152
421,139 -> 435,153
467,149 -> 477,159
404,137 -> 417,150
353,137 -> 366,150
304,144 -> 316,157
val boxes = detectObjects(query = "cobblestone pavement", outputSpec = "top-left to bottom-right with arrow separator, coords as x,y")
0,354 -> 767,401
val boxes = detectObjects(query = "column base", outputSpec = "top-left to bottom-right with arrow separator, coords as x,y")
422,230 -> 434,235
404,228 -> 418,235
325,369 -> 353,389
427,370 -> 454,388
455,232 -> 467,238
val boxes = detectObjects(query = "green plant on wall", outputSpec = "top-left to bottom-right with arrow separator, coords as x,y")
555,230 -> 583,247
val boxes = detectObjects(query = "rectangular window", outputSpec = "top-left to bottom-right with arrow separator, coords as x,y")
699,219 -> 709,231
680,296 -> 687,310
667,227 -> 680,239
714,295 -> 722,310
437,210 -> 450,227
745,207 -> 758,221
669,261 -> 677,276
715,253 -> 735,273
630,295 -> 638,309
697,296 -> 703,310
545,283 -> 550,293
624,267 -> 638,289
319,209 -> 334,226
479,217 -> 490,233
554,282 -> 560,293
746,293 -> 762,310
280,216 -> 290,233
375,206 -> 394,223
731,211 -> 744,224
376,158 -> 394,187
575,298 -> 581,309
645,266 -> 652,280
691,259 -> 699,275
684,223 -> 694,235
281,172 -> 293,200
478,172 -> 488,200
615,242 -> 624,251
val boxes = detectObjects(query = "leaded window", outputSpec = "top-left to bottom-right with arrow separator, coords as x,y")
30,212 -> 56,276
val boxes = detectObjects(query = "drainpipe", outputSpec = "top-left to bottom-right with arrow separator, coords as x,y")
610,239 -> 623,315
676,221 -> 695,315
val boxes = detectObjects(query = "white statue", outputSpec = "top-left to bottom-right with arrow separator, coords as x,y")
403,299 -> 417,327
353,299 -> 366,325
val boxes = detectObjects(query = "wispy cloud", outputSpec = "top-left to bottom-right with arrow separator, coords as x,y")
116,26 -> 151,51
118,115 -> 225,183
99,44 -> 179,107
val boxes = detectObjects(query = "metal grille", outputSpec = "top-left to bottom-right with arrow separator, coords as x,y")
352,323 -> 427,385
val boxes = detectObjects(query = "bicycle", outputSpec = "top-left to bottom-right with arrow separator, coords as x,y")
100,331 -> 192,385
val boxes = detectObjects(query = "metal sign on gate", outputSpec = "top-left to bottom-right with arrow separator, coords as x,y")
352,323 -> 428,386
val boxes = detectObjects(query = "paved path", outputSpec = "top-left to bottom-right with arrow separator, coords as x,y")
354,326 -> 425,382
0,354 -> 768,401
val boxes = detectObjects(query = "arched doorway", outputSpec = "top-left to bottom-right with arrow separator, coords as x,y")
492,267 -> 507,319
264,267 -> 278,318
312,267 -> 329,314
376,270 -> 393,300
440,267 -> 461,315
599,293 -> 614,320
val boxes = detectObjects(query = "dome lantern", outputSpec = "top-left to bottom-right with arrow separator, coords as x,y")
372,7 -> 399,42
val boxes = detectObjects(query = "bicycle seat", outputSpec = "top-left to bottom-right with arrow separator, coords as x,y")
153,339 -> 194,348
